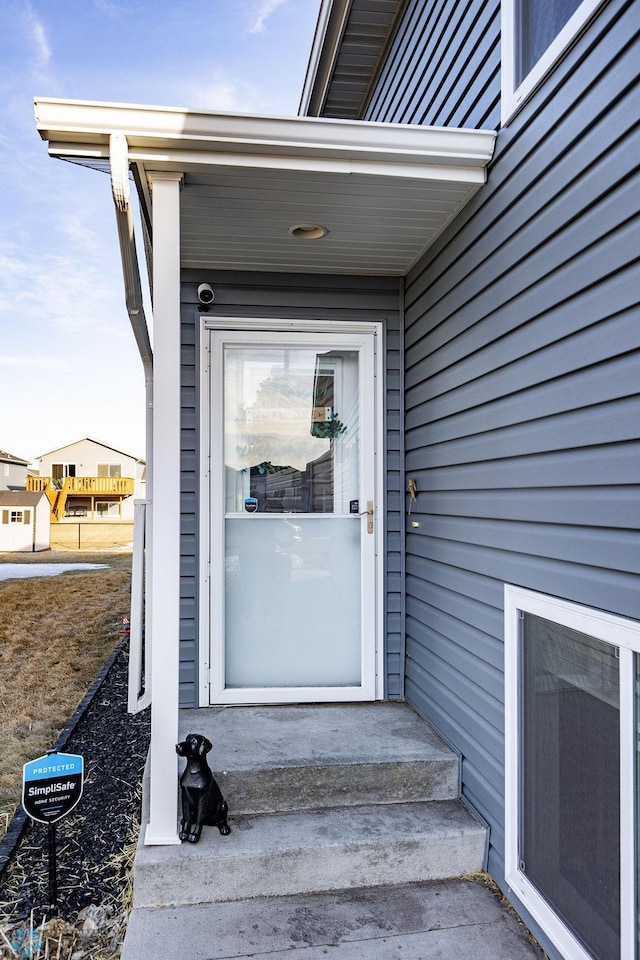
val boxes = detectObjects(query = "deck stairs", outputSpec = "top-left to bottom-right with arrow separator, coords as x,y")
121,702 -> 487,958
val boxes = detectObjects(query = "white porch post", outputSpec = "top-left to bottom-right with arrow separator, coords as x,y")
145,171 -> 183,845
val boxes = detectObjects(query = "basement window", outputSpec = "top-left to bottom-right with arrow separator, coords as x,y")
501,0 -> 607,123
505,586 -> 640,960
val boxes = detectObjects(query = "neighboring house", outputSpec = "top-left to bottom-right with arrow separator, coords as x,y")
0,491 -> 50,552
27,438 -> 145,523
0,450 -> 29,491
34,2 -> 639,959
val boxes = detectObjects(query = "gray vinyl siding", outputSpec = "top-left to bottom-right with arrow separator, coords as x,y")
178,270 -> 402,706
0,461 -> 29,492
365,0 -> 640,937
364,0 -> 500,128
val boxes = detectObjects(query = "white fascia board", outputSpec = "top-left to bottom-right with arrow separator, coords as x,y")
127,151 -> 489,185
35,98 -> 496,179
46,141 -> 491,185
298,0 -> 351,117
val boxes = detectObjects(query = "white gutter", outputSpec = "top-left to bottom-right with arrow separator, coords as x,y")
110,133 -> 153,371
35,99 -> 497,178
109,132 -> 153,714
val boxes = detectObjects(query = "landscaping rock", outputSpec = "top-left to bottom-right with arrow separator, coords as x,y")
0,647 -> 150,957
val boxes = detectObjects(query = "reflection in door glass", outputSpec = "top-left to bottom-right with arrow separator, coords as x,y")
224,347 -> 359,514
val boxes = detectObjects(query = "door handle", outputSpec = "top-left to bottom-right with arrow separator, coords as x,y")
367,500 -> 374,535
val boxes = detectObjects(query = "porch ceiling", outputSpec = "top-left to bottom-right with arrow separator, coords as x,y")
35,98 -> 496,276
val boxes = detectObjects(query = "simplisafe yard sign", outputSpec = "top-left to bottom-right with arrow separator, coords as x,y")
22,752 -> 84,824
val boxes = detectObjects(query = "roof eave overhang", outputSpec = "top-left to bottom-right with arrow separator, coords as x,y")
299,0 -> 351,117
299,0 -> 408,120
34,98 -> 496,277
35,98 -> 495,178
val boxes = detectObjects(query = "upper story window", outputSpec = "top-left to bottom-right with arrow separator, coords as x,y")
502,0 -> 606,124
97,463 -> 122,478
52,463 -> 76,488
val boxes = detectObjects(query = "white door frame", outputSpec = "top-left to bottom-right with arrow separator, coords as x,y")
198,317 -> 385,706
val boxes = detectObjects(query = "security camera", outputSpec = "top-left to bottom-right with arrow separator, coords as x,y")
197,283 -> 215,307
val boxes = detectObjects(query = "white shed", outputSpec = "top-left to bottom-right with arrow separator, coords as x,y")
0,492 -> 50,552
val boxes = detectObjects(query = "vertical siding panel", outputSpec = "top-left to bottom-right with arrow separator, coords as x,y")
179,271 -> 401,705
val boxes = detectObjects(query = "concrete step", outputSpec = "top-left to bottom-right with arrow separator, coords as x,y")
132,798 -> 486,908
178,702 -> 460,814
122,879 -> 544,960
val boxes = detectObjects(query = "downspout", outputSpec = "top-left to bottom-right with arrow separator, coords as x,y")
109,132 -> 153,712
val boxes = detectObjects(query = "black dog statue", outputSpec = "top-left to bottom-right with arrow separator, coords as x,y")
176,733 -> 231,843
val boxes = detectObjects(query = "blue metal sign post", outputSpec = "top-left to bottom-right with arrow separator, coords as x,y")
22,751 -> 84,909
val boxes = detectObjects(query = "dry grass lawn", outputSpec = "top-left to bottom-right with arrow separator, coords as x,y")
0,552 -> 132,829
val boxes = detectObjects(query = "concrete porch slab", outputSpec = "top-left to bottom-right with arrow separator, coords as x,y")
178,702 -> 460,813
178,703 -> 457,768
122,878 -> 545,960
132,798 -> 485,907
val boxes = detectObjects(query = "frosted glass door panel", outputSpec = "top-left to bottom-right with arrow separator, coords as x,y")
225,517 -> 361,687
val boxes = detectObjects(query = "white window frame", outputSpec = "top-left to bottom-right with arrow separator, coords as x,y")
97,463 -> 122,478
504,585 -> 640,959
2,509 -> 30,524
52,462 -> 76,478
95,500 -> 121,518
501,0 -> 607,125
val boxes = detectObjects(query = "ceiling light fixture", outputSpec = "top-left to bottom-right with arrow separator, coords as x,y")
288,223 -> 328,240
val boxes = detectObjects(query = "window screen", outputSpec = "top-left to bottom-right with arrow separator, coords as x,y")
521,612 -> 620,960
516,0 -> 583,82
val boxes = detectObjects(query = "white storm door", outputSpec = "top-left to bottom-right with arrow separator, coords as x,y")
209,328 -> 378,704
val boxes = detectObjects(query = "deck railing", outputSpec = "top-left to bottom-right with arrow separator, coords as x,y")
26,475 -> 135,521
27,476 -> 135,495
26,476 -> 49,492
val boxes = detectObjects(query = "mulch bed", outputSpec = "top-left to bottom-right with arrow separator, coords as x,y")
0,646 -> 150,955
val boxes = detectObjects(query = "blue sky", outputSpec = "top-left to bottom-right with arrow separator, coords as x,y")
0,0 -> 320,464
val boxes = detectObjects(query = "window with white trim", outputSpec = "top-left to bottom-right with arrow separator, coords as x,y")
1,509 -> 31,524
51,463 -> 76,489
96,501 -> 121,518
97,463 -> 122,478
505,586 -> 640,960
501,0 -> 607,124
